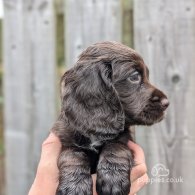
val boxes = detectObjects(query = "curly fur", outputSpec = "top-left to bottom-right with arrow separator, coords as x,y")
52,41 -> 169,195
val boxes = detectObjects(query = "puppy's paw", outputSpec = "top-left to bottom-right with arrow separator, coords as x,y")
96,164 -> 130,195
56,174 -> 93,195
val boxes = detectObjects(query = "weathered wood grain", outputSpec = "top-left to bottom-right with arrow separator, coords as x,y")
65,0 -> 122,67
134,0 -> 195,195
121,0 -> 134,47
3,0 -> 56,195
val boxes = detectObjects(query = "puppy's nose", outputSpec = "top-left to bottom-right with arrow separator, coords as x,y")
151,96 -> 160,102
151,96 -> 169,110
161,98 -> 169,110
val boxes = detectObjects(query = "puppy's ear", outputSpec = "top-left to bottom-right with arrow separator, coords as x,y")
60,60 -> 124,137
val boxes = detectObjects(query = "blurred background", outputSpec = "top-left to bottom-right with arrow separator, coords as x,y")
0,0 -> 195,195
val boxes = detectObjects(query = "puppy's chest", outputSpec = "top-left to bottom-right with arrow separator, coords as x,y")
74,132 -> 117,152
89,135 -> 105,151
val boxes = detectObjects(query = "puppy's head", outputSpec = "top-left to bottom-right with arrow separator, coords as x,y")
61,42 -> 169,136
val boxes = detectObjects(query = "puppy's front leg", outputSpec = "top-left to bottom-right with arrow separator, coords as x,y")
96,142 -> 133,195
56,148 -> 93,195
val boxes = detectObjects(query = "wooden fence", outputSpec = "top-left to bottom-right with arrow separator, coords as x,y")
134,1 -> 195,195
2,0 -> 195,195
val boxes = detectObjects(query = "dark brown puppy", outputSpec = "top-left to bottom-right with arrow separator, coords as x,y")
52,41 -> 169,195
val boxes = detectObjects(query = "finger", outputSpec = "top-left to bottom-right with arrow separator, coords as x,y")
131,162 -> 147,182
37,133 -> 61,181
128,141 -> 147,182
92,174 -> 98,195
127,141 -> 145,164
40,133 -> 61,160
39,133 -> 61,165
29,133 -> 61,195
129,173 -> 149,195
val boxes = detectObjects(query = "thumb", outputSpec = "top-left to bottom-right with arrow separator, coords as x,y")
37,133 -> 61,180
29,133 -> 61,195
40,133 -> 61,164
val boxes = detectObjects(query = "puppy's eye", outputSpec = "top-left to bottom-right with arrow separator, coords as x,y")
128,71 -> 141,83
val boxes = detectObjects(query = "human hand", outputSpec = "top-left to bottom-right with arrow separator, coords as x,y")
28,133 -> 61,195
128,141 -> 149,195
28,133 -> 148,195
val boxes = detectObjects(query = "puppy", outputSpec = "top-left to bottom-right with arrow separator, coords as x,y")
52,41 -> 169,195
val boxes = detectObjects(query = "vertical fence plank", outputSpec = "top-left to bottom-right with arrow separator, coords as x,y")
121,0 -> 134,47
134,0 -> 195,195
3,0 -> 56,195
65,0 -> 122,67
